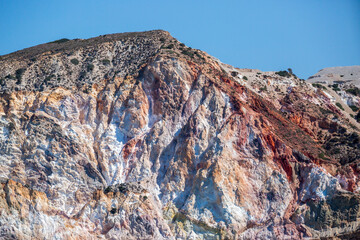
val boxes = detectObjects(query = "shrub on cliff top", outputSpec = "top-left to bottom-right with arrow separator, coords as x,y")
275,70 -> 291,78
50,38 -> 70,44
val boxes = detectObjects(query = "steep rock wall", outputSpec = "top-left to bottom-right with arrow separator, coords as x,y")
0,31 -> 359,239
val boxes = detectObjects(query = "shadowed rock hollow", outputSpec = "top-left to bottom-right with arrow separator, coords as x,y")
0,30 -> 359,239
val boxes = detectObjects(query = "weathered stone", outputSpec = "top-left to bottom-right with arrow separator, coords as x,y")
0,30 -> 358,239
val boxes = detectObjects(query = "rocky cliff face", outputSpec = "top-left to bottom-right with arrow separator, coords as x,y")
307,66 -> 360,131
0,30 -> 359,239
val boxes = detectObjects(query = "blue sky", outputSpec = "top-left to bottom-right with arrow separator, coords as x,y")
0,0 -> 359,78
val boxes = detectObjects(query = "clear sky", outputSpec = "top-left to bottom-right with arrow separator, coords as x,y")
0,0 -> 359,78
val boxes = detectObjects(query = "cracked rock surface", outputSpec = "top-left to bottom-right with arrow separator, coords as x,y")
0,30 -> 359,239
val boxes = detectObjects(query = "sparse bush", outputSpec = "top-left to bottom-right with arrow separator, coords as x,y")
318,152 -> 328,160
319,107 -> 332,115
110,208 -> 117,214
312,83 -> 327,90
44,74 -> 55,85
259,86 -> 267,92
335,102 -> 344,111
180,43 -> 185,47
8,122 -> 15,131
356,111 -> 360,122
79,71 -> 86,80
104,186 -> 111,193
15,68 -> 26,84
44,76 -> 51,82
332,148 -> 341,154
102,59 -> 110,65
166,44 -> 174,49
5,74 -> 15,80
275,70 -> 291,78
349,105 -> 359,112
231,71 -> 237,77
181,49 -> 194,58
346,87 -> 360,97
50,38 -> 70,44
331,84 -> 340,92
159,37 -> 165,43
194,51 -> 204,60
87,64 -> 94,71
83,85 -> 92,94
243,76 -> 248,80
71,58 -> 79,65
349,123 -> 358,130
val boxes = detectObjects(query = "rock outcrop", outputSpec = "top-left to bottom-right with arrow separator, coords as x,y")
0,30 -> 359,239
308,66 -> 360,87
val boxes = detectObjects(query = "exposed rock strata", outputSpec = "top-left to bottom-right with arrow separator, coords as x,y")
0,30 -> 359,239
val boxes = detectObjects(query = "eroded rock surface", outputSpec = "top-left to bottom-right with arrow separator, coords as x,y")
0,30 -> 359,239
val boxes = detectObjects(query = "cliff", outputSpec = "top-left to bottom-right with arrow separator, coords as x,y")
0,30 -> 359,239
